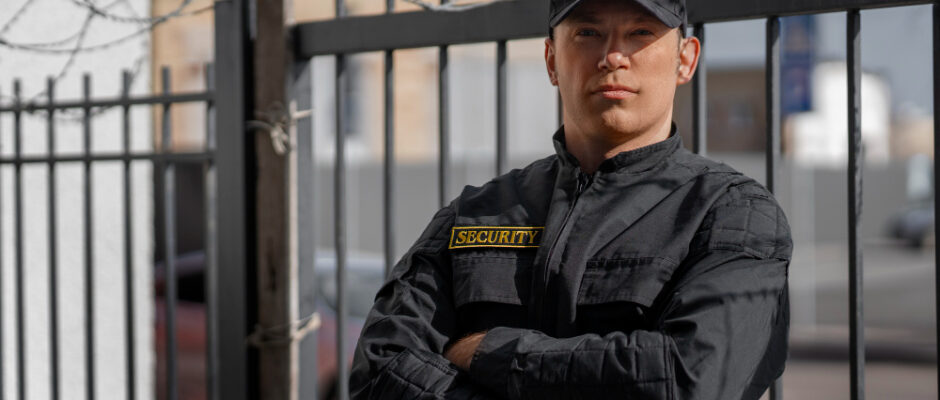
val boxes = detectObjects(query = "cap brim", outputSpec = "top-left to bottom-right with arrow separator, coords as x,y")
550,0 -> 683,29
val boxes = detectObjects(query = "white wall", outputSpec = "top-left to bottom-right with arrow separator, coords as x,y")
789,62 -> 892,168
0,0 -> 155,398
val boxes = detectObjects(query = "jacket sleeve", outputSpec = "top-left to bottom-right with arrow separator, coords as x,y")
466,184 -> 792,400
350,205 -> 501,400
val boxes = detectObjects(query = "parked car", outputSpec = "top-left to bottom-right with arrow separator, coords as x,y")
886,202 -> 934,248
154,250 -> 386,400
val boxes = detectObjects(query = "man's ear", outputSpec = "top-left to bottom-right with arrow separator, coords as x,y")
676,36 -> 701,86
545,38 -> 558,86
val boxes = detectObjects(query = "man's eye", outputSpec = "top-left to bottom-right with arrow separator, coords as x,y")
576,29 -> 600,37
632,29 -> 654,36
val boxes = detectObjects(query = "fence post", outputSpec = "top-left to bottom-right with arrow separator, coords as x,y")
254,0 -> 298,397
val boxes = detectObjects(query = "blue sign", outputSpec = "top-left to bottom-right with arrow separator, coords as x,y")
781,15 -> 815,115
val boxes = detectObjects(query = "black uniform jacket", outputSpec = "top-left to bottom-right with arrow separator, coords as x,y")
350,127 -> 792,400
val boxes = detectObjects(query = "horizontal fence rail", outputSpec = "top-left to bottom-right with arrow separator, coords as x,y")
687,0 -> 931,22
293,0 -> 934,57
0,65 -> 217,400
0,92 -> 214,113
0,152 -> 214,164
294,1 -> 940,400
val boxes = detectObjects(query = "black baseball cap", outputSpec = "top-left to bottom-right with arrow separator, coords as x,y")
549,0 -> 686,29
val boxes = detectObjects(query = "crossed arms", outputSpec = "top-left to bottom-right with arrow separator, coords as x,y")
349,189 -> 791,400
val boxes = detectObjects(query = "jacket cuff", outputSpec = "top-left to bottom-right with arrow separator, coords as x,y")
468,327 -> 528,400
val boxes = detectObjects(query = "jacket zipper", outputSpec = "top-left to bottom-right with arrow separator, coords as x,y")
535,171 -> 593,329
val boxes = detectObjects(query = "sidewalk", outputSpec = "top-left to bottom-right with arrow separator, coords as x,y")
765,359 -> 937,400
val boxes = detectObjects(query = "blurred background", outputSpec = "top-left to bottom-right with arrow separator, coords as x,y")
0,0 -> 937,399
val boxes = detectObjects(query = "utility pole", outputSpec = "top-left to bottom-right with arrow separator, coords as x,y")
253,0 -> 297,397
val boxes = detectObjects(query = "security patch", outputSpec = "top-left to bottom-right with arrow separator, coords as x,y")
448,226 -> 544,249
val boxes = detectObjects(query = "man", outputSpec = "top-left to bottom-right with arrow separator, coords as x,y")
350,0 -> 791,398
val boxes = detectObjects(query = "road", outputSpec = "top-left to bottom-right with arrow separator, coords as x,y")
777,240 -> 937,398
790,241 -> 936,345
762,360 -> 937,399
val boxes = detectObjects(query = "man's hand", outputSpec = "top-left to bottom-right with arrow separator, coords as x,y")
444,332 -> 487,370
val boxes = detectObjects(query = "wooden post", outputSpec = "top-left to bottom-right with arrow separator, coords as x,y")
253,0 -> 297,398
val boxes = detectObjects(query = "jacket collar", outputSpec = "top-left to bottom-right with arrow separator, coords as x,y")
552,123 -> 683,174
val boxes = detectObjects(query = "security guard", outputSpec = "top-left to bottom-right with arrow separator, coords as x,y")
350,0 -> 792,398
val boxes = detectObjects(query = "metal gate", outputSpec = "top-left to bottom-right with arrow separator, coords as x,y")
0,0 -> 252,399
290,0 -> 940,399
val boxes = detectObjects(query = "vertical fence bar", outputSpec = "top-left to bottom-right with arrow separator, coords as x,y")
336,53 -> 350,400
846,9 -> 864,400
0,85 -> 5,400
46,76 -> 61,400
765,16 -> 783,400
293,58 -> 317,400
120,70 -> 137,400
496,40 -> 507,176
203,64 -> 220,400
439,0 -> 452,206
212,0 -> 252,397
439,44 -> 450,208
692,23 -> 706,156
384,31 -> 395,279
81,73 -> 96,400
335,2 -> 349,399
766,17 -> 781,196
13,80 -> 25,400
934,3 -> 940,397
161,67 -> 179,400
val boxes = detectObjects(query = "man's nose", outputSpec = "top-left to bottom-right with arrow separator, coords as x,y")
598,44 -> 630,71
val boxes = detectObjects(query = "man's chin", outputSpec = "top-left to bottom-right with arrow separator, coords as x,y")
593,113 -> 642,137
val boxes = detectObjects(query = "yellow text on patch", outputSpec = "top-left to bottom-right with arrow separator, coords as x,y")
448,226 -> 544,249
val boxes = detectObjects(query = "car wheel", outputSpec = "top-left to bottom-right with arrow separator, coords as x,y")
323,378 -> 338,400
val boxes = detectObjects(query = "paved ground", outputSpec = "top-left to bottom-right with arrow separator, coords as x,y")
760,359 -> 937,400
790,241 -> 937,335
765,240 -> 938,399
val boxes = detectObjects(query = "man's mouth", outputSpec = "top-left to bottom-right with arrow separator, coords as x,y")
595,84 -> 638,100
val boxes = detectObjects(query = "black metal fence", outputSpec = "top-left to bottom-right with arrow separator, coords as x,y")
290,0 -> 940,399
0,64 -> 220,400
0,1 -> 252,399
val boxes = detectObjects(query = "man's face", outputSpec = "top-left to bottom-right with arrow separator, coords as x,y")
546,0 -> 699,143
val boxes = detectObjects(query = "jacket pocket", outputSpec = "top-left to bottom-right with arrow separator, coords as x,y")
578,257 -> 676,307
451,251 -> 533,307
451,251 -> 533,334
576,257 -> 676,335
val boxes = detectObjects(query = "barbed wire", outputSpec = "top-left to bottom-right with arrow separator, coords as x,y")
2,19 -> 163,54
0,0 -> 221,123
70,0 -> 196,25
28,10 -> 98,103
40,44 -> 150,122
0,0 -> 124,49
0,9 -> 99,105
0,0 -> 217,53
0,0 -> 157,121
38,0 -> 153,121
0,0 -> 40,36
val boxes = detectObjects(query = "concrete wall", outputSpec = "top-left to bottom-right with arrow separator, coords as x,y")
0,0 -> 155,398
